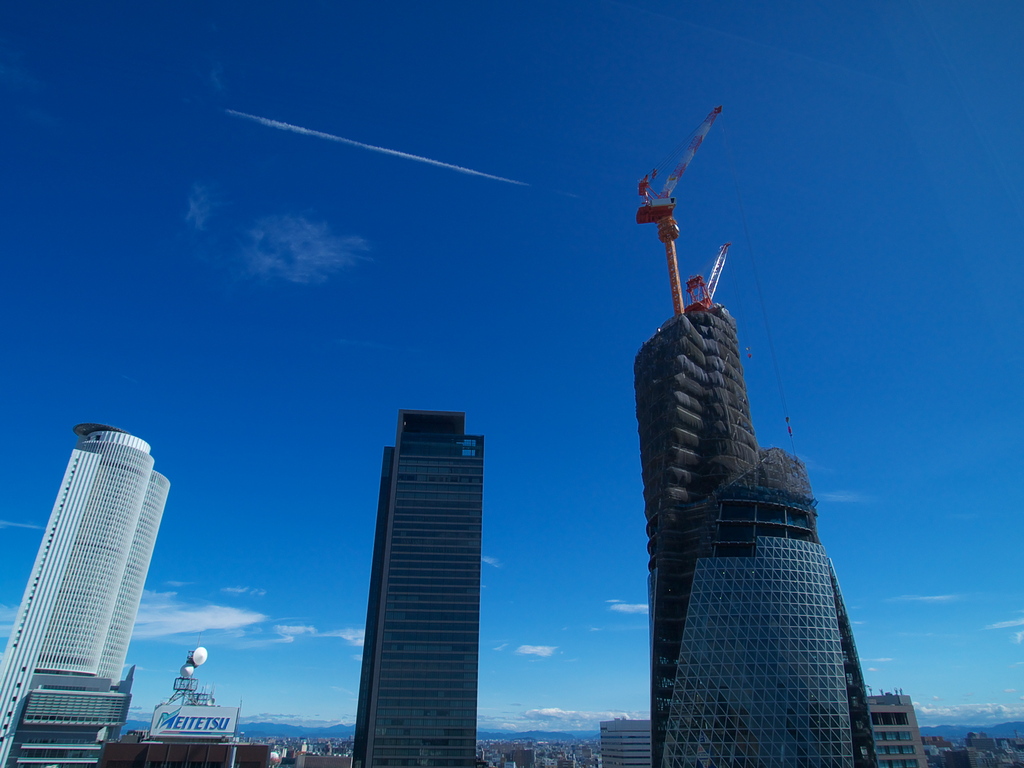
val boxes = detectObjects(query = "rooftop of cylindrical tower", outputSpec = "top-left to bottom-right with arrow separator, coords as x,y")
73,423 -> 129,437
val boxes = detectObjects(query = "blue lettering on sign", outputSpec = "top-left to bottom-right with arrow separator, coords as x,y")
157,707 -> 182,730
155,710 -> 233,733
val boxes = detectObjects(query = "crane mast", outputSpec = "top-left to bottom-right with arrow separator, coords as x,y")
684,242 -> 730,312
636,106 -> 723,316
657,218 -> 685,316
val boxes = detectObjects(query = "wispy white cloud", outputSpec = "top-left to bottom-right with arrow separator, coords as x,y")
985,617 -> 1024,630
132,591 -> 267,639
0,46 -> 41,92
887,594 -> 960,603
493,643 -> 508,651
272,625 -> 317,643
318,628 -> 365,646
0,604 -> 17,636
609,603 -> 648,615
482,555 -> 502,568
226,109 -> 528,187
818,491 -> 872,503
165,581 -> 193,588
263,625 -> 364,646
515,645 -> 557,657
0,519 -> 42,530
221,586 -> 267,597
209,63 -> 225,92
239,713 -> 355,727
913,702 -> 1024,725
863,658 -> 894,662
185,183 -> 217,231
243,214 -> 368,284
334,338 -> 404,352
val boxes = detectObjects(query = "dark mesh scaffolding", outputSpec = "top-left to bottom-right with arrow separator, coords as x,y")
635,307 -> 876,768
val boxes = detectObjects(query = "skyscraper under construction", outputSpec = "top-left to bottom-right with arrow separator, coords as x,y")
634,308 -> 875,768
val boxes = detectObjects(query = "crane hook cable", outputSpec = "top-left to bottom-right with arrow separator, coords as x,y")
650,124 -> 704,182
720,119 -> 798,456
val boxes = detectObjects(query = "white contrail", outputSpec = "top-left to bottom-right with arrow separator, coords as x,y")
226,109 -> 528,187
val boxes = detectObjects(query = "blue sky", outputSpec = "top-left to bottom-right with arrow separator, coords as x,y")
1,0 -> 1023,732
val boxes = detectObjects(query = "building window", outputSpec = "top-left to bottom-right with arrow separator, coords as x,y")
871,712 -> 909,726
714,544 -> 754,558
718,524 -> 753,542
875,731 -> 913,741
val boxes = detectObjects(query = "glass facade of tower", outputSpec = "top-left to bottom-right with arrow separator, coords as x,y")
665,535 -> 857,768
354,411 -> 482,768
635,310 -> 875,768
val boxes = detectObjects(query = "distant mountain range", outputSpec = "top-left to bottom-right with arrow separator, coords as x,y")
240,723 -> 357,738
919,722 -> 1024,739
125,718 -> 1024,742
123,721 -> 356,738
123,720 -> 596,740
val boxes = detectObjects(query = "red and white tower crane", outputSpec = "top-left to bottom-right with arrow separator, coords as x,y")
636,105 -> 723,316
684,242 -> 730,312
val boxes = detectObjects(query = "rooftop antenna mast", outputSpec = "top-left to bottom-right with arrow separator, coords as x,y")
167,646 -> 213,705
636,106 -> 722,316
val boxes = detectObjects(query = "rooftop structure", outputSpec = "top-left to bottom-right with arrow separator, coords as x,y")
149,648 -> 240,743
867,694 -> 924,768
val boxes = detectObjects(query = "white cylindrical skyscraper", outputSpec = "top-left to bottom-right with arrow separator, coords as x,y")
0,424 -> 169,768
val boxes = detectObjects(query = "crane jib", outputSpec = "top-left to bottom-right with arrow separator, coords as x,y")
635,105 -> 723,317
658,106 -> 721,197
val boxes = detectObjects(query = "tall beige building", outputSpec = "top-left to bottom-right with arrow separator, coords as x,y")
868,693 -> 924,768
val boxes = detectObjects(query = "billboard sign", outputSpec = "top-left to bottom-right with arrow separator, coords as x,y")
151,704 -> 239,738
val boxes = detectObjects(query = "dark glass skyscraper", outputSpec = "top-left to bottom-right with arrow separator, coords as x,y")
635,309 -> 875,768
354,411 -> 483,768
